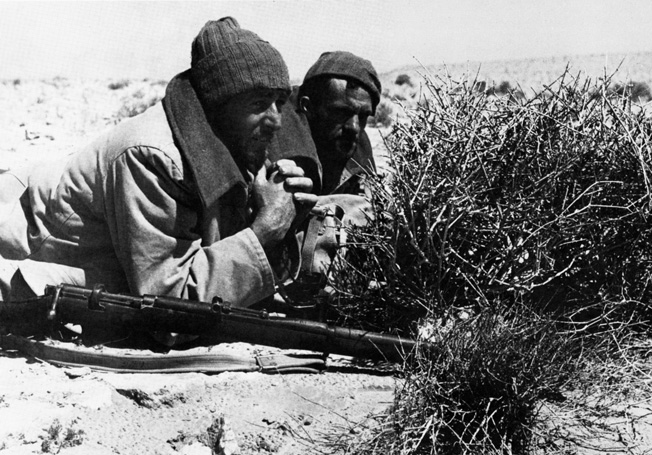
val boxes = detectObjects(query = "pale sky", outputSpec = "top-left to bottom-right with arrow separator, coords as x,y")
1,0 -> 651,81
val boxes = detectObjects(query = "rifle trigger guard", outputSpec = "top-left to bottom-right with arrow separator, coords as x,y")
88,284 -> 105,311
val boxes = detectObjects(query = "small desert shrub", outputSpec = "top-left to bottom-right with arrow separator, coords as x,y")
486,80 -> 525,100
395,73 -> 413,86
612,81 -> 652,102
108,79 -> 131,90
366,306 -> 581,454
115,89 -> 163,120
40,419 -> 84,453
44,76 -> 69,89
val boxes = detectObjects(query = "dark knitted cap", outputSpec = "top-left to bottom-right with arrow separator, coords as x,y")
190,17 -> 290,108
302,51 -> 381,111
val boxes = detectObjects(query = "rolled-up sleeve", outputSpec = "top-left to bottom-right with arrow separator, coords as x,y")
103,146 -> 275,306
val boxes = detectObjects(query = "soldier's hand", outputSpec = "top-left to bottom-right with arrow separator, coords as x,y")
271,159 -> 318,207
250,164 -> 294,247
267,159 -> 318,229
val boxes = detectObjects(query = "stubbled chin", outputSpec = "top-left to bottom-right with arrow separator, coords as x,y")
334,139 -> 356,159
242,145 -> 269,174
341,145 -> 356,160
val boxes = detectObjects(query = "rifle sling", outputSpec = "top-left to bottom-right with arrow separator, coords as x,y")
0,333 -> 326,374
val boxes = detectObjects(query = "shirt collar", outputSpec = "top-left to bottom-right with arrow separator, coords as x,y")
163,70 -> 247,210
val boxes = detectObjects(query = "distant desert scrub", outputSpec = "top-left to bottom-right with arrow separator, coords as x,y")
394,73 -> 413,87
330,68 -> 652,453
107,79 -> 130,90
381,51 -> 652,99
368,98 -> 395,128
114,80 -> 166,120
609,80 -> 652,102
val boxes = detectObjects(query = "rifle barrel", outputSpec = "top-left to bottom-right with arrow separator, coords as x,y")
5,284 -> 419,362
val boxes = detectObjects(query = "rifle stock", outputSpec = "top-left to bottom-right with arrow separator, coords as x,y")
1,284 -> 420,363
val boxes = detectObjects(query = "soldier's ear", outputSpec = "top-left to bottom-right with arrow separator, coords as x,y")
299,96 -> 313,117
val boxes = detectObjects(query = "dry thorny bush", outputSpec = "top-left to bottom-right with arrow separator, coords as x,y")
326,69 -> 652,454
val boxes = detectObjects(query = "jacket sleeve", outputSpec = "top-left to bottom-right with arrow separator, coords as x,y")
103,146 -> 276,306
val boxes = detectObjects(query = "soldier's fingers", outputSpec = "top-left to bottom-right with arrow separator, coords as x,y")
274,159 -> 296,169
284,176 -> 313,192
293,192 -> 319,206
275,161 -> 305,177
253,164 -> 268,185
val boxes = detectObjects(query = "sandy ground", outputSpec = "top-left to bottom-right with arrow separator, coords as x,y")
0,341 -> 397,454
0,79 -> 395,454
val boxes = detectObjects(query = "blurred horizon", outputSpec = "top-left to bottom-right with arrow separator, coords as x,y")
1,1 -> 652,82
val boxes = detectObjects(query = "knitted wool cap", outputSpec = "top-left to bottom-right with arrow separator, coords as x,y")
190,17 -> 290,108
302,51 -> 381,111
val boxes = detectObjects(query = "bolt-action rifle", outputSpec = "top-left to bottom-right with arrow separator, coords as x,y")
0,283 -> 420,363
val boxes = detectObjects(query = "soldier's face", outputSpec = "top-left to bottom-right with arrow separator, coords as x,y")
306,79 -> 373,165
215,89 -> 287,174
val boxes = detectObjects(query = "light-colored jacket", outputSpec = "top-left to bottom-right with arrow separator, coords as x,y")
0,101 -> 277,306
